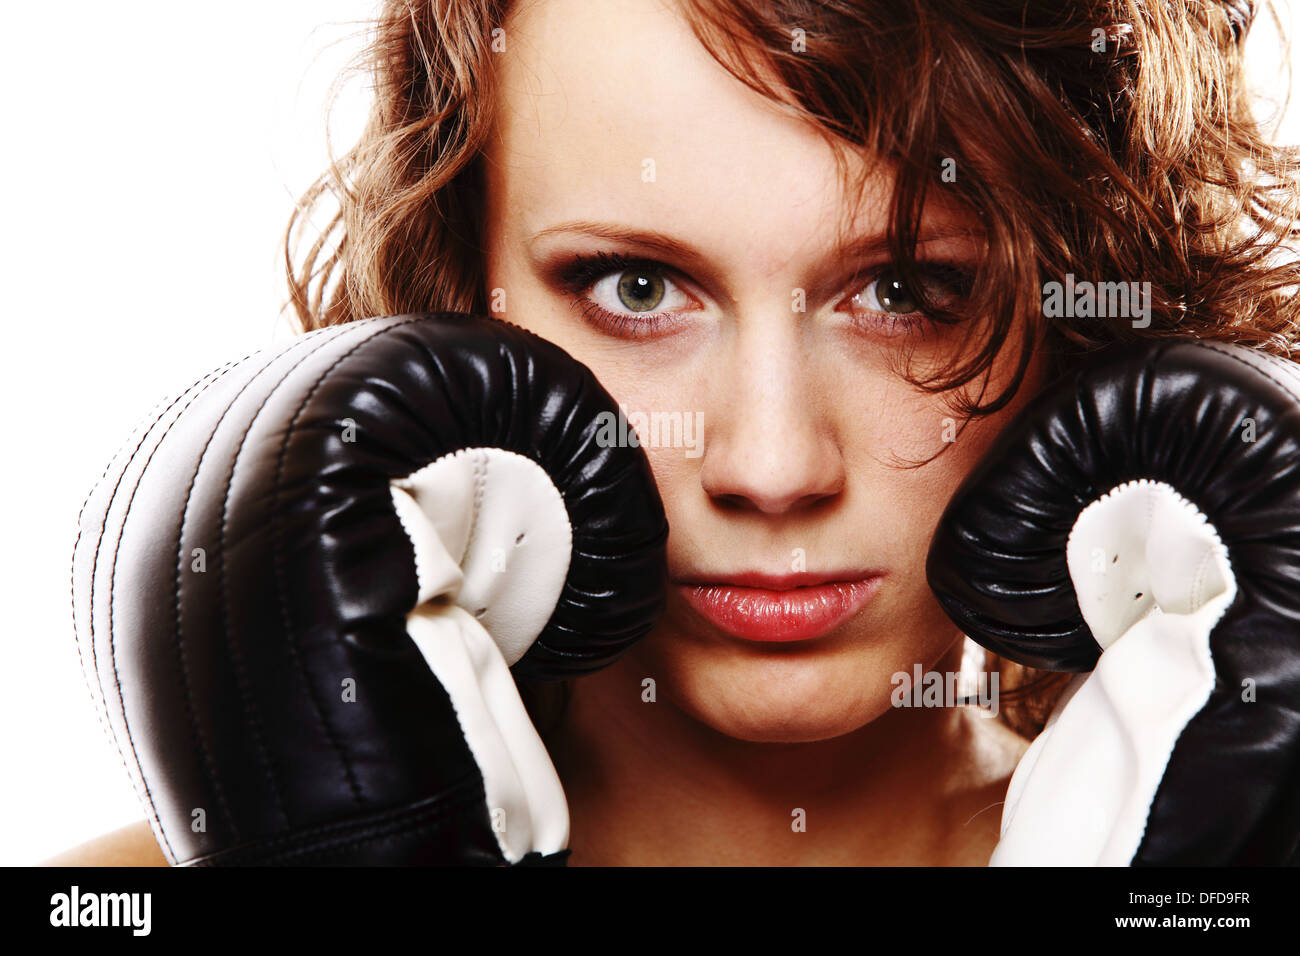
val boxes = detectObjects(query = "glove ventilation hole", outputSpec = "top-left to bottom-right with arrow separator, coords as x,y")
1065,478 -> 1236,650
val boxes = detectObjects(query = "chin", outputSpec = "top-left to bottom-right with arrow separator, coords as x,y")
650,630 -> 913,744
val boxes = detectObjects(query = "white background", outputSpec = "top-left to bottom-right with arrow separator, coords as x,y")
0,1 -> 379,864
1,1 -> 1296,865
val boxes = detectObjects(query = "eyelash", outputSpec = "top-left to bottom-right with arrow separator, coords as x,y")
556,251 -> 685,337
554,249 -> 974,338
845,262 -> 976,337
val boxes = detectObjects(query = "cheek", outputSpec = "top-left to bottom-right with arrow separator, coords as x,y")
485,257 -> 701,527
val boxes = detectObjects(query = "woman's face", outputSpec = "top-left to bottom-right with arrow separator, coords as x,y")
483,0 -> 1046,743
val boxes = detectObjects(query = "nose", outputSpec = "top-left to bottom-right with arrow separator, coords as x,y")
699,321 -> 846,515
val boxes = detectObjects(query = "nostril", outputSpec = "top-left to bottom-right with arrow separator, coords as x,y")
515,532 -> 526,546
475,607 -> 487,618
712,493 -> 750,511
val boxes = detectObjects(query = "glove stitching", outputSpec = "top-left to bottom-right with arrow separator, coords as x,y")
204,321 -> 381,828
464,449 -> 489,572
188,773 -> 499,866
161,358 -> 262,854
74,381 -> 210,864
1143,480 -> 1158,623
1190,541 -> 1217,613
79,358 -> 247,866
218,324 -> 371,836
258,817 -> 491,866
270,315 -> 428,815
1196,340 -> 1300,399
73,394 -> 179,720
111,330 -> 342,860
178,328 -> 353,848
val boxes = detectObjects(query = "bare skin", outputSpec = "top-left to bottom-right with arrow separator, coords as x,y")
50,0 -> 1043,866
548,642 -> 1029,866
42,821 -> 167,867
480,0 -> 1043,864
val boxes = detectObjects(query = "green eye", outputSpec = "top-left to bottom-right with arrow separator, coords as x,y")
873,270 -> 918,314
616,271 -> 665,312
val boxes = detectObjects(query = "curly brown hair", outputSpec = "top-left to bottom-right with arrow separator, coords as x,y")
282,0 -> 1300,740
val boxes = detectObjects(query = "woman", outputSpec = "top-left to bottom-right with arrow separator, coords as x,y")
49,0 -> 1298,865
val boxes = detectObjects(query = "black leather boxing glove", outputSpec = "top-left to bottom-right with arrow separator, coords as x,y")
70,312 -> 668,866
928,339 -> 1300,865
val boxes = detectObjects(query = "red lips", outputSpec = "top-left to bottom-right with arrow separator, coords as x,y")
676,571 -> 884,642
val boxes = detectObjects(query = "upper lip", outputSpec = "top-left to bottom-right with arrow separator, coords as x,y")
674,570 -> 885,591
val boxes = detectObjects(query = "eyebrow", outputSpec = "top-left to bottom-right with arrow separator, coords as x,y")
528,221 -> 705,263
526,219 -> 981,267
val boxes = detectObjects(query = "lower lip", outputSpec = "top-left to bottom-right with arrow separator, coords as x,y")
678,578 -> 883,643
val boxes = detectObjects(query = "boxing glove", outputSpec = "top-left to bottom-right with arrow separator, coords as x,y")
928,338 -> 1300,865
70,312 -> 668,866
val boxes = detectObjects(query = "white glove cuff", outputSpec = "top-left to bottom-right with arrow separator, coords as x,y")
992,479 -> 1237,865
389,447 -> 574,863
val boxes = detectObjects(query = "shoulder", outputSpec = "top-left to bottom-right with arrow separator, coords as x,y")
41,820 -> 169,867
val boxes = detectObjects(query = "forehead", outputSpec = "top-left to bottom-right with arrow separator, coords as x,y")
485,0 -> 879,271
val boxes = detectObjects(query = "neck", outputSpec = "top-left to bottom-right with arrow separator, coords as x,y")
546,641 -> 1009,865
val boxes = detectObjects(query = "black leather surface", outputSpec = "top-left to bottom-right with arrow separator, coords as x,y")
70,313 -> 669,866
927,339 -> 1300,864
